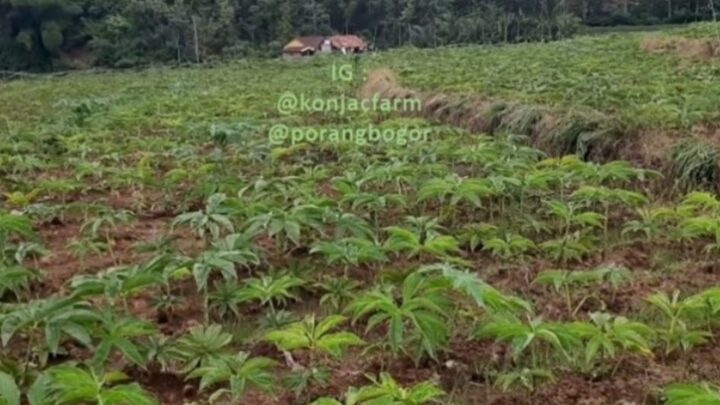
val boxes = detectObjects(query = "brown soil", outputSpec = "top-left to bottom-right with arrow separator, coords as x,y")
22,193 -> 720,404
12,122 -> 720,404
36,214 -> 202,291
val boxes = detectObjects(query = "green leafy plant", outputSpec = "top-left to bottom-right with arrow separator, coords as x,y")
670,139 -> 720,190
170,324 -> 233,374
534,266 -> 631,317
570,186 -> 647,254
646,291 -> 710,356
402,216 -> 445,243
458,223 -> 499,252
0,370 -> 19,405
475,315 -> 580,367
80,208 -> 134,261
0,211 -> 35,250
4,241 -> 46,268
188,351 -> 276,403
677,192 -> 720,217
0,265 -> 38,300
383,226 -> 461,261
622,207 -> 677,244
425,263 -> 531,315
341,191 -> 406,227
44,365 -> 157,405
284,366 -> 331,401
265,315 -> 364,360
244,204 -> 324,250
664,382 -> 720,405
143,335 -> 174,373
70,265 -> 161,311
90,310 -> 156,369
191,238 -> 260,321
482,233 -> 536,260
172,193 -> 234,245
324,211 -> 375,241
539,232 -> 593,266
545,199 -> 605,237
67,238 -> 108,270
569,312 -> 654,374
312,373 -> 444,405
347,271 -> 451,362
315,277 -> 362,312
496,368 -> 555,393
208,282 -> 243,320
237,273 -> 305,317
311,238 -> 387,276
418,175 -> 494,209
1,297 -> 96,374
679,216 -> 720,268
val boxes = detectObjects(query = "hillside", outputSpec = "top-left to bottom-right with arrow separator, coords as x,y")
2,22 -> 720,405
366,23 -> 720,188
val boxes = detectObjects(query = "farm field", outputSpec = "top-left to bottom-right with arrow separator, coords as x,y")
376,22 -> 720,130
4,23 -> 720,405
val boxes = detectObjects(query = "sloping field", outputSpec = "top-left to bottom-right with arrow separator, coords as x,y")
363,23 -> 720,190
375,24 -> 720,130
2,23 -> 720,405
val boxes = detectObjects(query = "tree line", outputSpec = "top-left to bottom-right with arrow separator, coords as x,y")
0,0 -> 717,71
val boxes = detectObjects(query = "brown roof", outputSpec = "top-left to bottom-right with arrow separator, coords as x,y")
283,36 -> 325,53
329,35 -> 366,50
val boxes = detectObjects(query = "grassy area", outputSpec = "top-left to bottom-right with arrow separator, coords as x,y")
5,21 -> 720,135
581,23 -> 687,35
0,59 -> 342,132
376,24 -> 720,130
669,20 -> 720,38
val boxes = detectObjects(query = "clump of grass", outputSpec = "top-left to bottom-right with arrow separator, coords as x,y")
500,105 -> 542,136
433,96 -> 471,123
424,94 -> 453,118
670,139 -> 720,190
576,120 -> 625,161
546,114 -> 600,156
482,102 -> 508,134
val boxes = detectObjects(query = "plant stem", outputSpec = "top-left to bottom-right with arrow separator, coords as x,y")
22,331 -> 35,385
565,285 -> 573,317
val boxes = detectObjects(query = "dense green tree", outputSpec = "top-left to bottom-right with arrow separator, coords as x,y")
0,0 -> 86,69
0,0 -> 716,71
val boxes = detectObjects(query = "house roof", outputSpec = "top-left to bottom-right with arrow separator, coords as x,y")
283,36 -> 325,53
329,35 -> 366,50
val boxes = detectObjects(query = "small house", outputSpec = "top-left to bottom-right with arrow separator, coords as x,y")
281,36 -> 325,58
282,35 -> 368,57
328,35 -> 367,54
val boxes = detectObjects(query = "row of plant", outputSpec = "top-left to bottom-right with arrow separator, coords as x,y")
3,223 -> 720,402
4,45 -> 720,402
2,126 -> 720,402
375,23 -> 720,130
12,137 -> 720,273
